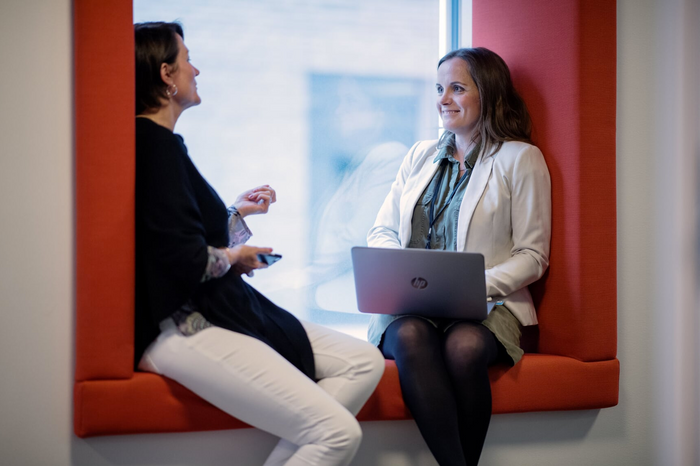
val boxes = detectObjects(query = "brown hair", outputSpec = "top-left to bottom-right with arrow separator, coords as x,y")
437,47 -> 532,159
134,21 -> 184,115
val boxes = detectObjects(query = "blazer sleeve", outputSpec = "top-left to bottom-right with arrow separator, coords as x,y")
485,145 -> 551,297
367,141 -> 422,248
136,133 -> 209,322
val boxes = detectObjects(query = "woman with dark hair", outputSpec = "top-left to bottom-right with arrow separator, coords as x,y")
133,22 -> 384,466
367,47 -> 551,465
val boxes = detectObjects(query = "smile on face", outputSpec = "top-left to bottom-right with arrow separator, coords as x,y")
171,34 -> 201,110
436,58 -> 480,139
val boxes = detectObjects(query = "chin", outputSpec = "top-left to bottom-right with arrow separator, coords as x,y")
447,123 -> 474,135
443,125 -> 463,134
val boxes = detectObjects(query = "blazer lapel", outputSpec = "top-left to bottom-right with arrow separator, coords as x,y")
456,151 -> 494,251
399,151 -> 441,245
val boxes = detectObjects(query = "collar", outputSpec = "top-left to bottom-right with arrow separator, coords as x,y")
432,141 -> 482,168
433,146 -> 458,164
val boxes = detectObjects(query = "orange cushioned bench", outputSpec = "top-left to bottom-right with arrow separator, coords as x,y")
74,0 -> 619,438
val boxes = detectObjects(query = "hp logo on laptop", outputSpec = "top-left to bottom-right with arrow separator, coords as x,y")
411,277 -> 428,289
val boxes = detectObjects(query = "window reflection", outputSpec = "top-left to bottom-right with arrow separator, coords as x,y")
305,75 -> 420,316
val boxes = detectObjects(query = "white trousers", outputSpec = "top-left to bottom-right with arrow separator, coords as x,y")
139,318 -> 385,466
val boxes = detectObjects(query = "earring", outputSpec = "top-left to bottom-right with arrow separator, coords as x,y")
165,84 -> 178,98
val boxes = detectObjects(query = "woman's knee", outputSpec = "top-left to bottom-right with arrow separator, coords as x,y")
443,324 -> 497,375
342,416 -> 363,452
384,317 -> 437,359
340,341 -> 385,395
318,408 -> 363,454
363,344 -> 386,383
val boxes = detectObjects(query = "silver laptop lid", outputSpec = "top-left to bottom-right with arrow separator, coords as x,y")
351,246 -> 488,320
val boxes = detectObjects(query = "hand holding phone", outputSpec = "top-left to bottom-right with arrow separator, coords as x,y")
226,245 -> 275,276
257,253 -> 282,266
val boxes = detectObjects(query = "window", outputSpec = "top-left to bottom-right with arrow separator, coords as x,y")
134,0 -> 467,339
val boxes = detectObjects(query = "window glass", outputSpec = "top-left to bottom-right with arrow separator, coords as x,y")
135,0 -> 440,339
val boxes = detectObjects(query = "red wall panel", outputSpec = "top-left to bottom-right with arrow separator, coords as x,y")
74,0 -> 135,381
473,0 -> 617,361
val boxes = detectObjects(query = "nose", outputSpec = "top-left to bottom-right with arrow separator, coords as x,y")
194,66 -> 200,76
439,91 -> 451,106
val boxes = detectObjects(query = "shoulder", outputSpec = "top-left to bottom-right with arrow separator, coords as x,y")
491,142 -> 550,191
492,141 -> 547,170
136,117 -> 171,139
494,140 -> 541,158
404,139 -> 440,166
412,139 -> 440,158
136,119 -> 185,153
136,118 -> 189,163
135,119 -> 195,186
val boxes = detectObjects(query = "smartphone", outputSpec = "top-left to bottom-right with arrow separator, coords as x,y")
257,253 -> 282,266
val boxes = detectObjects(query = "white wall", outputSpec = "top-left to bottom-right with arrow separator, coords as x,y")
1,0 -> 697,465
0,1 -> 75,464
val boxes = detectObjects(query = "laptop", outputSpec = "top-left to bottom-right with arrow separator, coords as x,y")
351,246 -> 491,320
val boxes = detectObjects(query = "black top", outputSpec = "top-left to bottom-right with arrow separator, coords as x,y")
134,118 -> 315,379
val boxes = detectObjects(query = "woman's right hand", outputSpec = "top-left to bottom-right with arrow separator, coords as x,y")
233,185 -> 277,218
225,245 -> 272,277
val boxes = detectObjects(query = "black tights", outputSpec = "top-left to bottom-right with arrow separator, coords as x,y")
381,317 -> 501,466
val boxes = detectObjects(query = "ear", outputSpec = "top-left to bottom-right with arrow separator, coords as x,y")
159,62 -> 174,86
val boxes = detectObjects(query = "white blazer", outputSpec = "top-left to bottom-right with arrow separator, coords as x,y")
367,139 -> 551,344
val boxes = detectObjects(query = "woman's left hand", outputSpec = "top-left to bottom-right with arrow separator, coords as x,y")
225,244 -> 272,277
233,185 -> 277,217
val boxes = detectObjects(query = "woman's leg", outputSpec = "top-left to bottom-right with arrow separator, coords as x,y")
264,320 -> 385,465
301,320 -> 385,414
139,319 -> 362,466
382,317 -> 467,466
442,322 -> 500,466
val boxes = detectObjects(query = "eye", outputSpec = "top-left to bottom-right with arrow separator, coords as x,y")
436,85 -> 444,95
452,85 -> 464,92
